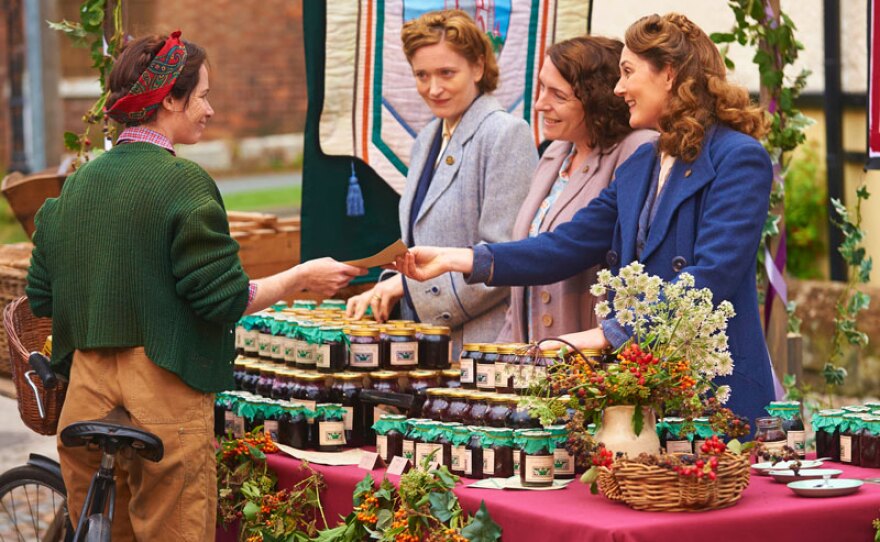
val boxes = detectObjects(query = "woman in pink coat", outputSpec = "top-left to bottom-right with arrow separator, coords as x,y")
497,36 -> 656,343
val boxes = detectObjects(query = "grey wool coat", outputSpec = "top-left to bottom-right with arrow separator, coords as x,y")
399,93 -> 537,357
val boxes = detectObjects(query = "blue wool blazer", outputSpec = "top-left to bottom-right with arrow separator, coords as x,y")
480,124 -> 775,425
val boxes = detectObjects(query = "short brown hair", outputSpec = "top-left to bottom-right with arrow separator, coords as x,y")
106,33 -> 208,126
401,10 -> 499,94
625,13 -> 768,162
546,36 -> 632,150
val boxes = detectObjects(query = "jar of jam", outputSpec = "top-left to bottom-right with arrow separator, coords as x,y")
459,343 -> 479,390
369,371 -> 403,393
440,369 -> 461,389
349,328 -> 382,372
448,424 -> 472,477
257,316 -> 274,360
233,359 -> 254,390
402,419 -> 421,463
465,393 -> 489,426
256,366 -> 277,398
518,431 -> 554,487
534,348 -> 561,387
423,389 -> 450,422
241,399 -> 265,434
813,409 -> 845,461
269,315 -> 288,361
293,299 -> 317,311
242,317 -> 261,357
545,425 -> 574,480
445,390 -> 471,424
495,345 -> 516,394
843,405 -> 873,415
840,413 -> 866,465
282,320 -> 298,366
859,415 -> 880,468
765,401 -> 806,458
262,400 -> 285,441
235,320 -> 246,355
330,372 -> 365,447
484,428 -> 515,478
436,422 -> 458,470
294,321 -> 319,369
415,421 -> 445,468
320,299 -> 346,311
506,397 -> 540,430
270,369 -> 293,400
466,427 -> 485,479
661,417 -> 693,454
279,403 -> 309,449
373,414 -> 407,463
242,364 -> 261,394
476,344 -> 498,391
316,326 -> 348,373
291,373 -> 328,412
420,326 -> 451,370
485,395 -> 512,428
513,349 -> 535,395
408,370 -> 441,398
214,393 -> 234,437
754,416 -> 786,456
383,327 -> 419,369
314,403 -> 347,451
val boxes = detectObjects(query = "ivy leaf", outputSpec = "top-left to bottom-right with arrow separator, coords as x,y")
376,508 -> 393,531
246,443 -> 265,460
63,131 -> 81,151
727,439 -> 743,456
631,405 -> 644,436
47,19 -> 88,45
857,185 -> 871,200
433,466 -> 458,489
461,502 -> 502,542
859,258 -> 873,283
823,363 -> 848,386
710,32 -> 735,43
353,473 -> 375,505
847,291 -> 870,314
242,500 -> 260,521
428,491 -> 455,523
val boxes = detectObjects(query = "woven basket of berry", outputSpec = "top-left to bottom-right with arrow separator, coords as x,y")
596,467 -> 624,502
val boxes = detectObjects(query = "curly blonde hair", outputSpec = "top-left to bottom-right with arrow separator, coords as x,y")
401,10 -> 499,94
625,13 -> 768,162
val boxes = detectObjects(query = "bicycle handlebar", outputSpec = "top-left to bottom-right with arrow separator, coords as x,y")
28,352 -> 57,388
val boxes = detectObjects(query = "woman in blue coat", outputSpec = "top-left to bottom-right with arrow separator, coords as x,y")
395,13 -> 775,426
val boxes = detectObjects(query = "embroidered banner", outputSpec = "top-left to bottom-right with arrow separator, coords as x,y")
319,0 -> 592,193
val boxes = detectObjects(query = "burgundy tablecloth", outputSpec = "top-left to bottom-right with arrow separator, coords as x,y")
218,453 -> 880,542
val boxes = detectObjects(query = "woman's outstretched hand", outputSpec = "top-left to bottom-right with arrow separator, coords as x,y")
392,246 -> 475,282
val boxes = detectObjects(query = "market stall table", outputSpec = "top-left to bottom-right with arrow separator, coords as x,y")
216,452 -> 880,542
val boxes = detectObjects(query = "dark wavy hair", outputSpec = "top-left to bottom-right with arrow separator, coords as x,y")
625,13 -> 768,162
546,36 -> 632,150
106,33 -> 207,126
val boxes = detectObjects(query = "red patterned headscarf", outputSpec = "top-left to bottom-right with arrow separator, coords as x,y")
105,31 -> 188,125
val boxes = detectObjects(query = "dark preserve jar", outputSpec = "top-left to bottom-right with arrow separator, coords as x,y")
262,400 -> 284,441
459,343 -> 479,390
424,389 -> 450,422
661,418 -> 693,454
420,326 -> 451,370
233,359 -> 253,391
506,397 -> 540,430
840,413 -> 865,465
373,414 -> 407,463
214,394 -> 233,437
448,424 -> 471,477
754,417 -> 786,456
314,403 -> 347,452
293,374 -> 329,411
316,326 -> 348,374
368,371 -> 402,393
349,328 -> 382,372
545,426 -> 574,480
383,327 -> 419,369
402,419 -> 421,463
495,345 -> 516,394
278,404 -> 309,449
270,369 -> 293,401
242,364 -> 261,394
534,348 -> 561,387
486,428 -> 515,478
859,416 -> 880,468
330,372 -> 365,447
466,428 -> 486,479
476,344 -> 497,392
465,393 -> 489,427
408,370 -> 440,398
814,409 -> 844,461
513,349 -> 535,396
518,431 -> 555,488
256,366 -> 277,398
766,401 -> 806,459
242,399 -> 265,434
485,395 -> 512,428
444,390 -> 470,423
440,369 -> 461,389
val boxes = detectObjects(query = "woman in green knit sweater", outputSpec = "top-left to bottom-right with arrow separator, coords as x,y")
26,32 -> 365,541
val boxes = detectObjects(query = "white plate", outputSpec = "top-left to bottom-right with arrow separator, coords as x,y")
787,478 -> 863,498
768,468 -> 843,483
751,460 -> 823,475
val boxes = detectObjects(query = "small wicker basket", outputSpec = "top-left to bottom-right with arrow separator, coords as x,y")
598,451 -> 750,512
3,296 -> 66,435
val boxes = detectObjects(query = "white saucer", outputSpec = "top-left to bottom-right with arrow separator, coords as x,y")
787,478 -> 863,497
768,468 -> 843,483
752,459 -> 823,475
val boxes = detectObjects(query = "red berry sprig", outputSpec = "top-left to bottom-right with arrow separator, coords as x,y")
591,446 -> 614,468
699,435 -> 726,456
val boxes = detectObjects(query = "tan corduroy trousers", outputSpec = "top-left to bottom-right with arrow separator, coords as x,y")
57,348 -> 216,541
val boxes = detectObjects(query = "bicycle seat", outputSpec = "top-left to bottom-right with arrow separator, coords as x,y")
60,407 -> 164,462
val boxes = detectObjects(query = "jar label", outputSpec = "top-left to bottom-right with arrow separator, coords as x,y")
416,442 -> 443,467
319,421 -> 346,446
233,415 -> 246,438
350,343 -> 379,368
295,340 -> 315,366
270,335 -> 285,359
343,406 -> 354,431
376,434 -> 387,459
762,439 -> 787,456
666,440 -> 693,454
224,410 -> 235,434
840,435 -> 853,463
483,448 -> 495,475
515,365 -> 533,390
460,358 -> 475,383
513,455 -> 520,476
476,364 -> 496,389
787,430 -> 806,456
524,454 -> 555,484
258,333 -> 273,356
282,337 -> 297,362
402,439 -> 415,461
553,449 -> 574,475
290,399 -> 317,413
243,329 -> 260,353
235,327 -> 245,350
264,420 -> 279,441
316,344 -> 331,368
464,449 -> 473,475
494,362 -> 507,387
451,445 -> 467,470
390,342 -> 419,367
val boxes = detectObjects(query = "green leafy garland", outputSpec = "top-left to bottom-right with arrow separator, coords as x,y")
49,0 -> 125,167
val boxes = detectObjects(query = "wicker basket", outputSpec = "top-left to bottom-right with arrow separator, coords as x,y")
0,243 -> 35,376
598,452 -> 750,512
3,296 -> 66,435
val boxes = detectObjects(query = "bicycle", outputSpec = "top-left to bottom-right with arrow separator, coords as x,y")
0,353 -> 164,542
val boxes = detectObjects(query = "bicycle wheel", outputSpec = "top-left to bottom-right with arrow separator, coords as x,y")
0,464 -> 69,542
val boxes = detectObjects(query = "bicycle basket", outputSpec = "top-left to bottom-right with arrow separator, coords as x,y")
3,296 -> 66,435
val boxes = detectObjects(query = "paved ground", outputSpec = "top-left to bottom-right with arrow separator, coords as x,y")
0,390 -> 58,474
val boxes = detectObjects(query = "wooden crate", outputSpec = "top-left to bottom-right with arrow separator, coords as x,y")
230,212 -> 301,279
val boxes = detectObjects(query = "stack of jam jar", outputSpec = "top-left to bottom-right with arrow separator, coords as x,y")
813,404 -> 880,468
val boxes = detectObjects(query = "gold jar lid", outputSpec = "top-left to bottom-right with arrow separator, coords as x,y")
540,347 -> 562,357
481,344 -> 500,354
234,357 -> 257,367
408,370 -> 441,379
351,327 -> 380,337
497,344 -> 518,355
441,369 -> 460,378
578,348 -> 608,357
487,394 -> 510,403
465,391 -> 489,400
425,388 -> 449,396
387,319 -> 415,326
299,373 -> 326,382
462,343 -> 480,351
445,389 -> 468,398
422,325 -> 451,335
369,370 -> 402,380
258,366 -> 278,376
387,327 -> 416,336
334,372 -> 364,381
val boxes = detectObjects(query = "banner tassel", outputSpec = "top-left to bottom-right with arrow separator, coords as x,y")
346,160 -> 365,217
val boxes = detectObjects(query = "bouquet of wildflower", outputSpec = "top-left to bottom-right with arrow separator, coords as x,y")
522,262 -> 748,440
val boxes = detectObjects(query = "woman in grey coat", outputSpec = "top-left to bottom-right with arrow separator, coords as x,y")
347,9 -> 536,357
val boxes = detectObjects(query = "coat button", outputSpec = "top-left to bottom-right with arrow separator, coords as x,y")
428,286 -> 441,296
445,155 -> 455,165
672,256 -> 687,272
542,314 -> 553,327
440,312 -> 451,320
540,291 -> 551,304
684,169 -> 692,178
582,164 -> 590,173
606,250 -> 619,266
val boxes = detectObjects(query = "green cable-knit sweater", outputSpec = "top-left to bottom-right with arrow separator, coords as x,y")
26,142 -> 250,392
